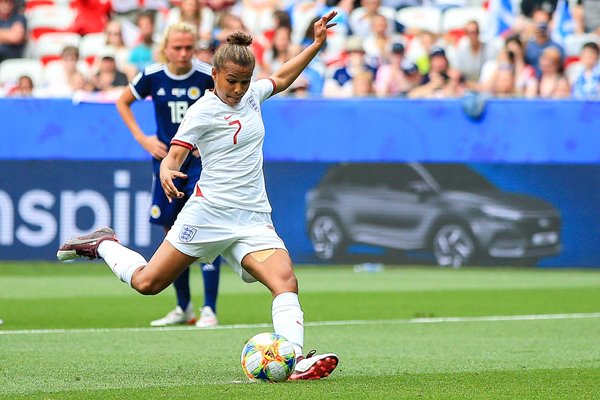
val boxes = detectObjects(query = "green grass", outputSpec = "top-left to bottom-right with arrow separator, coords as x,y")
1,262 -> 599,399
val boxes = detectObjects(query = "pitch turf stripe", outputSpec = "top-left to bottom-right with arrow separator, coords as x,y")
1,312 -> 599,336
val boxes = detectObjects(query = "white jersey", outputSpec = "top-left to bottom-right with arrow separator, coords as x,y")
172,79 -> 275,212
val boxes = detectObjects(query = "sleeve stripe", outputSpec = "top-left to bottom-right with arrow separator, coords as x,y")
129,83 -> 143,100
171,140 -> 194,150
267,78 -> 276,97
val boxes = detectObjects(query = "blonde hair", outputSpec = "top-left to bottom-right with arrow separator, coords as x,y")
157,22 -> 197,63
213,31 -> 255,71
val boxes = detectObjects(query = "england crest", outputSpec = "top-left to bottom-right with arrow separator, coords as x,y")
248,96 -> 259,112
179,225 -> 197,242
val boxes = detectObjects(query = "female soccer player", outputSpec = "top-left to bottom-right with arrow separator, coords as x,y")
115,22 -> 221,328
58,12 -> 339,380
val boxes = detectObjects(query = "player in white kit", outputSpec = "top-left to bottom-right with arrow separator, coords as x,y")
57,11 -> 339,380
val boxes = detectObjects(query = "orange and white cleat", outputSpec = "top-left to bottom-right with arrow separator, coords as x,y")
289,350 -> 339,380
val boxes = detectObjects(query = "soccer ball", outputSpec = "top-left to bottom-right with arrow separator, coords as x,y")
240,332 -> 297,383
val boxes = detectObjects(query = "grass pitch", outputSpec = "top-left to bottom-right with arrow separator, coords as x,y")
0,262 -> 599,399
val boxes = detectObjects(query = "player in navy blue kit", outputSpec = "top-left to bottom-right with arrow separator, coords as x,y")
116,22 -> 221,328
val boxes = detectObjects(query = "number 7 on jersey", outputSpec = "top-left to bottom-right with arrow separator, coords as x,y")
227,118 -> 242,144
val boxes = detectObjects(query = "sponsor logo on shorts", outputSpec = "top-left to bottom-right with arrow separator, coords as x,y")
179,225 -> 197,242
150,205 -> 161,219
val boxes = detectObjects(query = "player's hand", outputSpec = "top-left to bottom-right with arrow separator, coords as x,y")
160,170 -> 187,203
313,11 -> 337,47
141,135 -> 168,160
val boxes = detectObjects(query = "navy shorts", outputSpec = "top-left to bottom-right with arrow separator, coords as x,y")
149,158 -> 200,227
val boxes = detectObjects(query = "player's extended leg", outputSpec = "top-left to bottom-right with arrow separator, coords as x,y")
196,256 -> 221,328
150,268 -> 197,326
57,227 -> 197,295
241,249 -> 338,380
151,226 -> 197,326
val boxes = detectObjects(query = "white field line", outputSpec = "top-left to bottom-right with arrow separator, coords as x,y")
1,312 -> 599,336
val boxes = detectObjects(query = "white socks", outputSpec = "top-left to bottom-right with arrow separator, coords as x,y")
97,241 -> 147,285
272,292 -> 304,358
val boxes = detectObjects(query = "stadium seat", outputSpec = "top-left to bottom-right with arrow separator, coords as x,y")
33,32 -> 81,64
24,0 -> 55,10
396,6 -> 443,34
441,6 -> 487,33
78,32 -> 107,65
564,33 -> 600,57
0,58 -> 44,86
25,5 -> 76,40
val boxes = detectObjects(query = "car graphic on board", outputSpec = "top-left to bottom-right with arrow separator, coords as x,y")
305,163 -> 562,267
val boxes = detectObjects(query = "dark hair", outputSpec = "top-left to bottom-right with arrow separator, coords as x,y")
213,31 -> 255,71
273,10 -> 291,29
505,34 -> 522,48
582,41 -> 600,55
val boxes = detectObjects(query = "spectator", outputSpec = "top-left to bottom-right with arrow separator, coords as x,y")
69,70 -> 94,95
479,36 -> 537,96
213,12 -> 266,64
447,21 -> 492,82
194,38 -> 217,64
103,19 -> 137,80
164,0 -> 215,41
571,41 -> 600,99
238,0 -> 278,37
0,0 -> 26,63
262,9 -> 291,44
524,8 -> 564,75
526,46 -> 564,98
574,0 -> 600,34
348,0 -> 396,39
129,10 -> 158,72
363,13 -> 397,68
374,42 -> 411,97
322,36 -> 377,97
489,65 -> 518,97
504,35 -> 538,92
409,30 -> 440,74
286,75 -> 310,97
8,74 -> 33,97
352,69 -> 375,96
67,0 -> 111,36
288,0 -> 353,63
43,46 -> 91,98
554,76 -> 572,98
92,51 -> 129,93
408,46 -> 453,98
520,0 -> 557,18
401,60 -> 423,92
259,25 -> 297,78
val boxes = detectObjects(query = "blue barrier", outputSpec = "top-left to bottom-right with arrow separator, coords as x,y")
0,98 -> 599,266
1,98 -> 600,162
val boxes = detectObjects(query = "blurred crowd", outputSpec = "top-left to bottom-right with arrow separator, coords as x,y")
0,0 -> 599,99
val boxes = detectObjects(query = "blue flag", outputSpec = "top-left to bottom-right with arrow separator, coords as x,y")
551,0 -> 575,46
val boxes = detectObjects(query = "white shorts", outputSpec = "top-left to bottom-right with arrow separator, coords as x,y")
165,197 -> 286,283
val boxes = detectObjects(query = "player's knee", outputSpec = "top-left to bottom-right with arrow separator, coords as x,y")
131,275 -> 165,295
278,270 -> 298,293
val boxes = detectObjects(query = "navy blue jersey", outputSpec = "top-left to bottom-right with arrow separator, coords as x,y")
130,59 -> 214,226
130,59 -> 214,173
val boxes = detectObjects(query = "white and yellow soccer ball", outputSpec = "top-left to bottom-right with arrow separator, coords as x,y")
240,332 -> 297,383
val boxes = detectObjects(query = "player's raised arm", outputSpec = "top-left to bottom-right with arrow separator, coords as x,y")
269,11 -> 337,95
159,144 -> 190,202
116,87 -> 168,160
